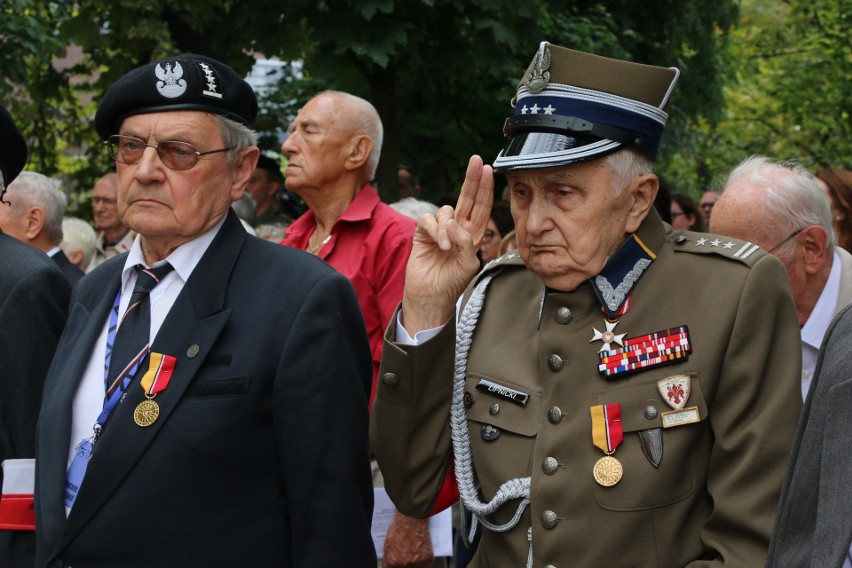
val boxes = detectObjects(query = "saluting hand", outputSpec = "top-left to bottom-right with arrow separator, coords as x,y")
401,155 -> 494,336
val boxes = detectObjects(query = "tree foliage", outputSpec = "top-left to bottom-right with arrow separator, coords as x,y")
6,0 -> 845,209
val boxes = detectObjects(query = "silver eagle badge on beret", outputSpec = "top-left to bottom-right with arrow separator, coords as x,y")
155,62 -> 187,99
524,43 -> 551,93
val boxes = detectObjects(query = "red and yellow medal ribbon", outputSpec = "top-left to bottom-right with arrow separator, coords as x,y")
139,352 -> 177,397
590,403 -> 623,454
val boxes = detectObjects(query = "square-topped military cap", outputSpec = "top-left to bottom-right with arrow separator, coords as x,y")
95,53 -> 258,139
0,104 -> 27,186
493,41 -> 680,172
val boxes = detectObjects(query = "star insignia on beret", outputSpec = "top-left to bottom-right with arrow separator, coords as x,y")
590,320 -> 626,353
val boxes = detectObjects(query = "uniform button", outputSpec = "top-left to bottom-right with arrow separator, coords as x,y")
553,307 -> 572,325
541,510 -> 558,529
542,457 -> 559,475
644,405 -> 658,419
489,403 -> 500,415
547,354 -> 564,372
381,372 -> 400,387
186,344 -> 200,358
545,565 -> 557,568
548,406 -> 563,424
674,234 -> 687,244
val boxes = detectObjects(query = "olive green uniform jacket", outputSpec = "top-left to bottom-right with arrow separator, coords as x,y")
372,210 -> 802,568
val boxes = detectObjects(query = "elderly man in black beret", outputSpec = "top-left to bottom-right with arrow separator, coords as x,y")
33,54 -> 376,567
0,104 -> 71,568
371,42 -> 802,567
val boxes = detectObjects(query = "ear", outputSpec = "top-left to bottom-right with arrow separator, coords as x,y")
24,207 -> 45,241
66,249 -> 84,268
799,225 -> 829,275
344,135 -> 372,172
624,174 -> 658,234
231,146 -> 260,202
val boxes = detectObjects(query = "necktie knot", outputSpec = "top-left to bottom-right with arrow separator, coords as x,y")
132,262 -> 175,297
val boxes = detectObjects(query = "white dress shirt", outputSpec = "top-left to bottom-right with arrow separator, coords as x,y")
66,217 -> 226,477
800,250 -> 841,400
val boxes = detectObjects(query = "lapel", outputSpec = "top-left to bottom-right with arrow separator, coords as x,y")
38,265 -> 123,549
812,377 -> 852,567
55,212 -> 247,549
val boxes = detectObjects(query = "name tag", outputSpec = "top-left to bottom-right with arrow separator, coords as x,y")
661,406 -> 700,428
475,379 -> 529,406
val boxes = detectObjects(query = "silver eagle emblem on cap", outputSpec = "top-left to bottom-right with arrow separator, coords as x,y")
155,62 -> 187,99
525,43 -> 551,93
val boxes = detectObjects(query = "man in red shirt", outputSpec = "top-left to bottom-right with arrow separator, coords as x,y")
281,91 -> 435,568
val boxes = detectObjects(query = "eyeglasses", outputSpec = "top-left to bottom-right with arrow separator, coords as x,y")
768,227 -> 807,253
106,135 -> 232,171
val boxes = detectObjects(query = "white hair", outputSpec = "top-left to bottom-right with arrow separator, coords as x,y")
61,216 -> 97,269
389,197 -> 439,221
604,148 -> 654,196
7,171 -> 67,244
213,114 -> 258,164
723,155 -> 836,261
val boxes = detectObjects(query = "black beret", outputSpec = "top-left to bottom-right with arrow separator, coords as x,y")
0,104 -> 27,186
255,154 -> 282,181
95,53 -> 258,139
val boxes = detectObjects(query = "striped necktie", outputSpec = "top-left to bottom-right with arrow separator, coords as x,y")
107,263 -> 174,385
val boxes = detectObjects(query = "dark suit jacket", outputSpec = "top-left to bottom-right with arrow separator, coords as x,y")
49,250 -> 84,286
34,212 -> 376,567
767,303 -> 852,567
0,233 -> 70,568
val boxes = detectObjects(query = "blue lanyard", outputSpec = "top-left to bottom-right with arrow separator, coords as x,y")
94,290 -> 150,436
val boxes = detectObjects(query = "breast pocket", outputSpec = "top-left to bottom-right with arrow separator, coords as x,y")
593,372 -> 709,511
464,373 -> 541,501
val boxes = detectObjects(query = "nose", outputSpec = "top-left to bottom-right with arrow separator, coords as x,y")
524,196 -> 554,236
134,146 -> 166,181
281,131 -> 298,157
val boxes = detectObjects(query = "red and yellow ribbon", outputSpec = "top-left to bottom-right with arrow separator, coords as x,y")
590,403 -> 623,454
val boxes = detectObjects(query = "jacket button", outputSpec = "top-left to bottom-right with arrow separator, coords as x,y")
548,406 -> 563,424
542,457 -> 559,475
547,354 -> 564,372
674,234 -> 688,244
644,405 -> 658,419
489,403 -> 500,415
541,510 -> 559,529
381,372 -> 400,387
553,307 -> 572,325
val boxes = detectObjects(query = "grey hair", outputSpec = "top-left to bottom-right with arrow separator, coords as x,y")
604,148 -> 654,196
723,155 -> 836,261
213,114 -> 258,164
7,171 -> 67,244
320,90 -> 383,180
61,216 -> 97,269
389,197 -> 439,221
231,192 -> 257,225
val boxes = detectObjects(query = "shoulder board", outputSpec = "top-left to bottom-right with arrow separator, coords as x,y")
670,230 -> 769,266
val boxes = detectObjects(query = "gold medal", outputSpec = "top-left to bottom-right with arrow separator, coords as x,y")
593,455 -> 623,486
133,399 -> 160,427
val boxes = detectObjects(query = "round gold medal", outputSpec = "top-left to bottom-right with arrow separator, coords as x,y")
133,399 -> 160,427
593,455 -> 623,487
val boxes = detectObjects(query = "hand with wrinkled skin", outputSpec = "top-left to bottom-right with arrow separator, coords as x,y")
401,155 -> 494,336
383,513 -> 435,568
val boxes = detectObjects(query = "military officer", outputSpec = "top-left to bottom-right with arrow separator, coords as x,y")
371,42 -> 802,567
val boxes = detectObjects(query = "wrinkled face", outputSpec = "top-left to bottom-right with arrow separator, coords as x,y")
91,174 -> 123,232
281,94 -> 353,194
507,159 -> 638,291
478,218 -> 502,263
115,111 -> 242,247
